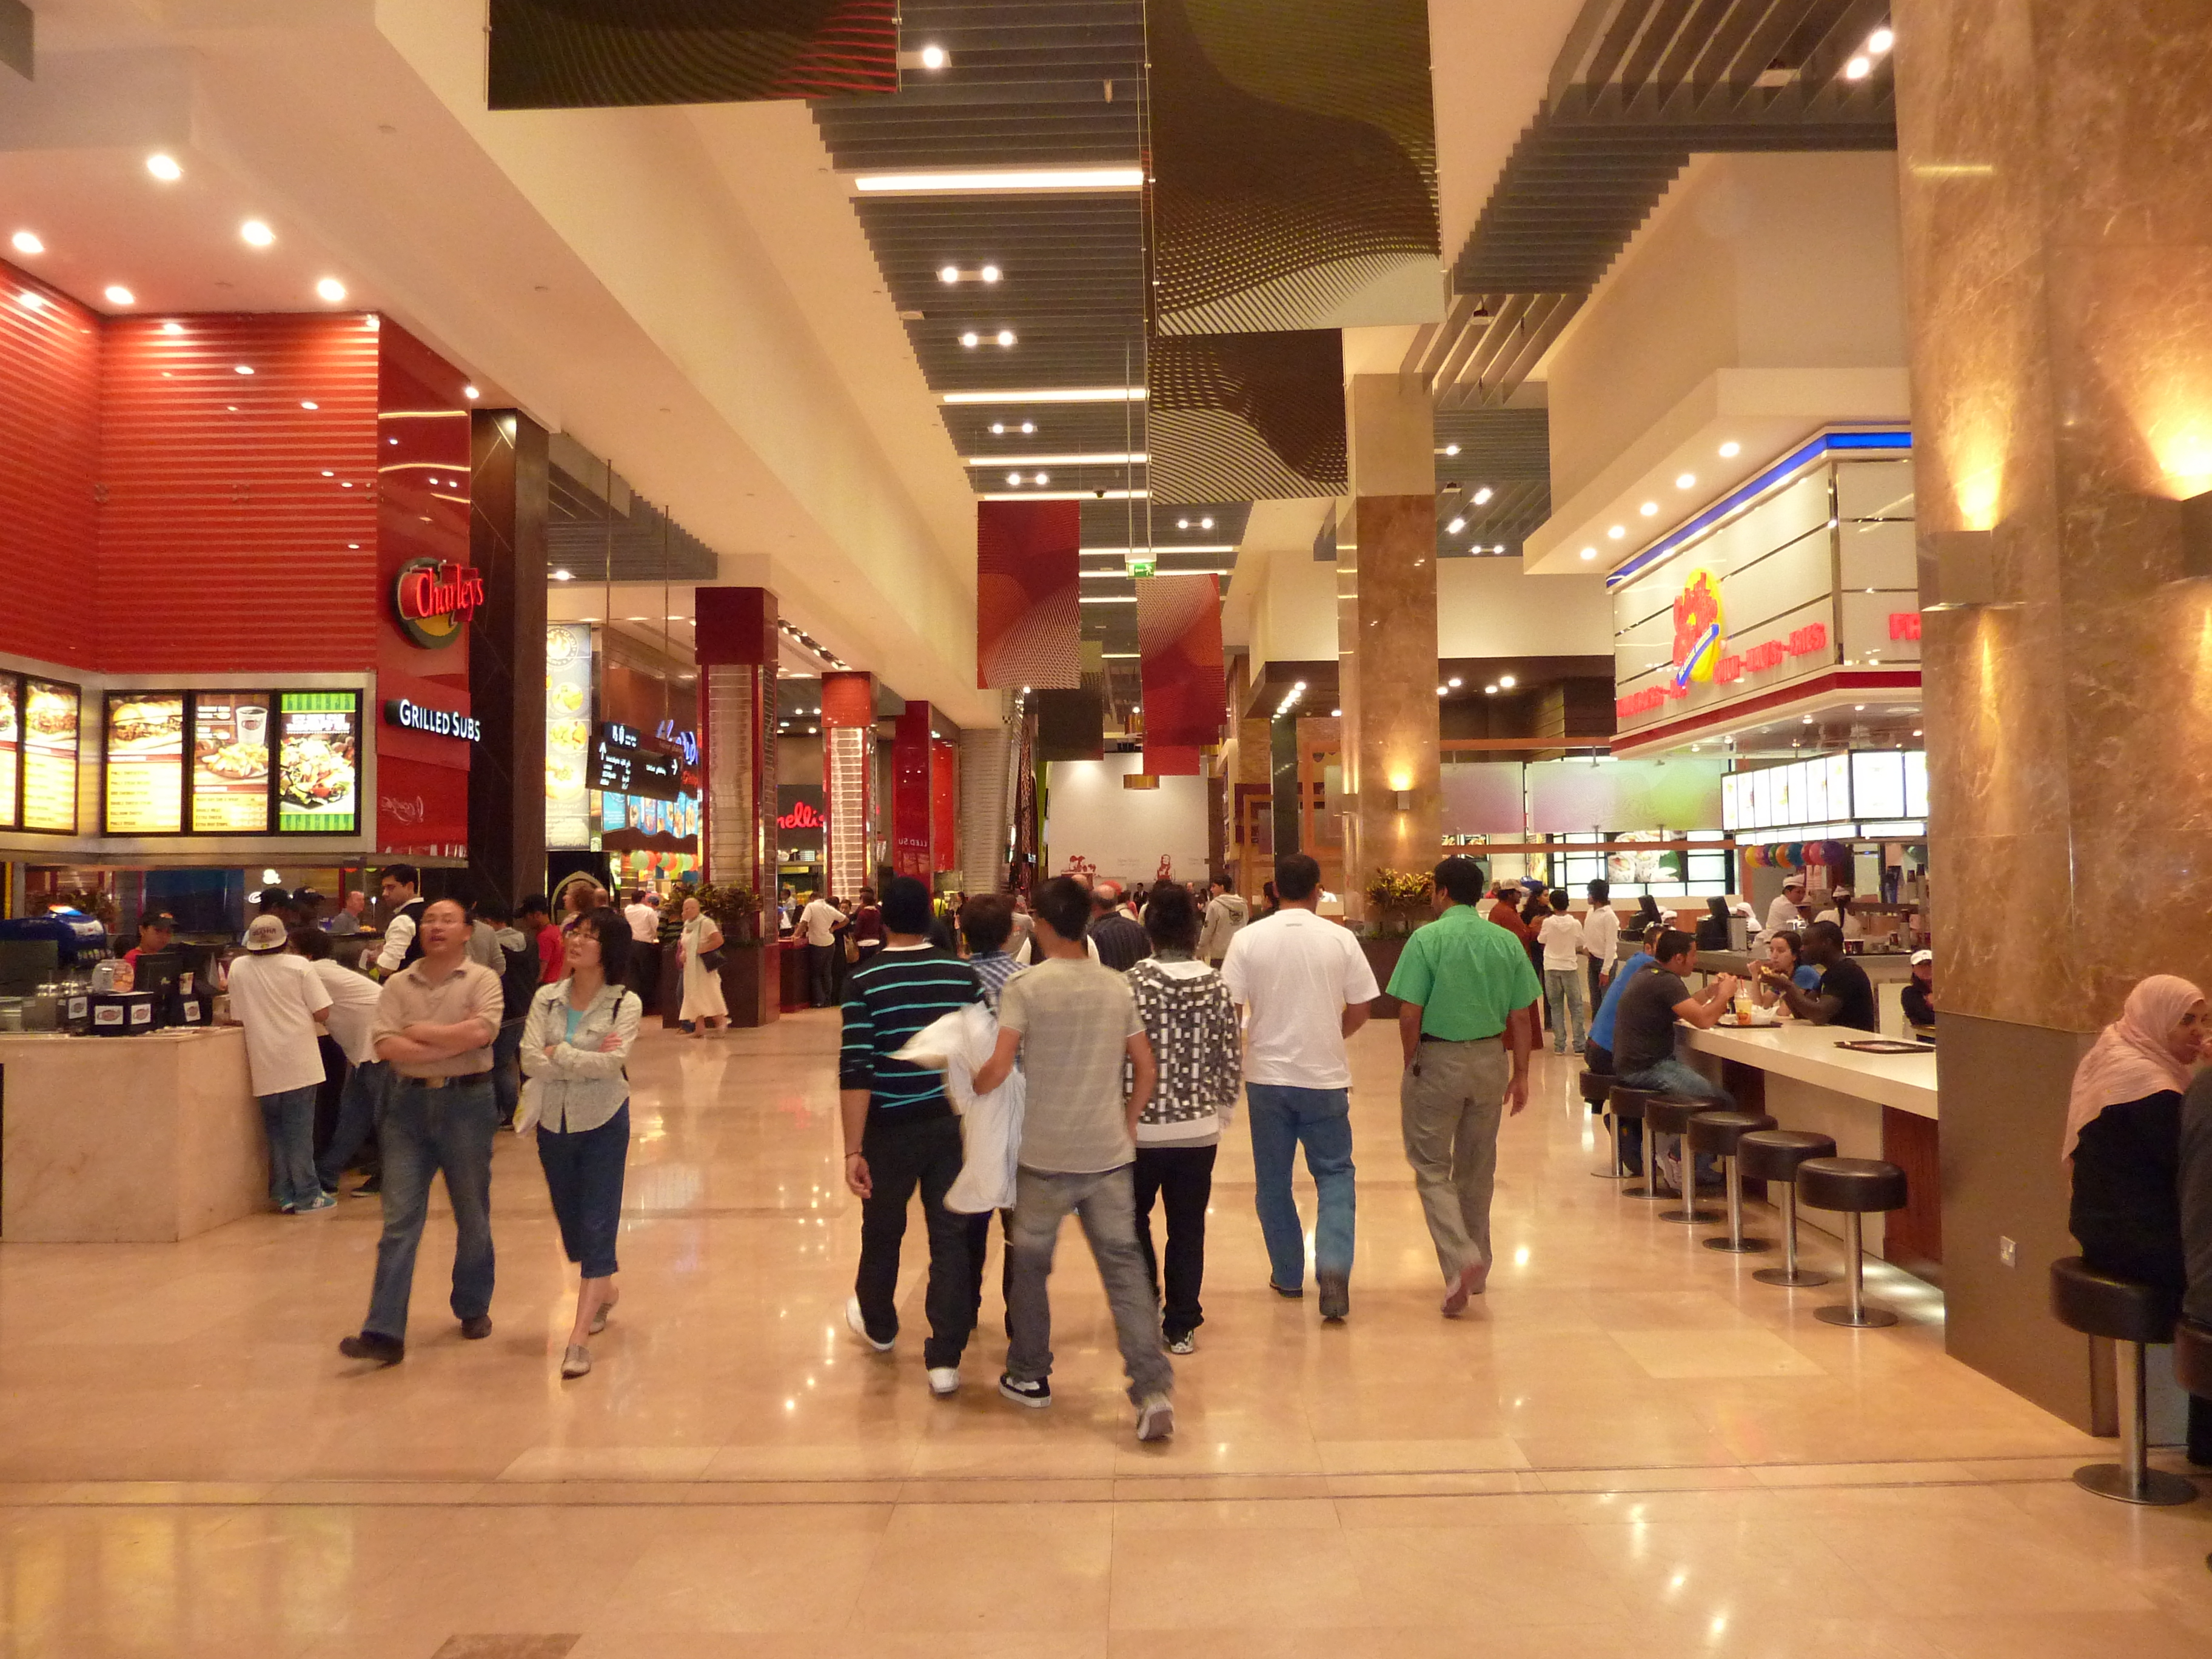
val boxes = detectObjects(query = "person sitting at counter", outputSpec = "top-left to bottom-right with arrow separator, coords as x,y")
1584,923 -> 1658,1175
1900,950 -> 1936,1028
2064,974 -> 2212,1464
1757,921 -> 1878,1031
1610,928 -> 1737,1113
1750,930 -> 1820,1011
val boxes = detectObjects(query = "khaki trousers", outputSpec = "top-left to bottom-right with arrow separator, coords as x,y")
1398,1037 -> 1508,1282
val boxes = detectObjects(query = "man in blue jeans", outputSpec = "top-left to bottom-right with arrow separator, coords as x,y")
1610,928 -> 1738,1111
1219,853 -> 1380,1321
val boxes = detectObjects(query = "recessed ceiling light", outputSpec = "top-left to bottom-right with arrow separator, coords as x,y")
1868,27 -> 1895,53
300,399 -> 317,409
233,364 -> 253,374
1499,675 -> 1516,688
146,153 -> 182,181
321,469 -> 335,478
1607,525 -> 1625,539
240,220 -> 275,247
551,569 -> 574,581
996,329 -> 1016,346
938,265 -> 959,283
103,285 -> 135,306
1178,518 -> 1190,529
1008,472 -> 1023,485
18,291 -> 44,311
1330,708 -> 1341,717
1436,685 -> 1448,696
1640,501 -> 1658,516
1472,486 -> 1494,506
990,421 -> 1005,435
1675,472 -> 1696,489
315,277 -> 346,303
1035,471 -> 1050,484
919,43 -> 948,69
1448,677 -> 1463,688
1845,54 -> 1871,79
980,264 -> 1001,283
10,230 -> 42,255
1484,685 -> 1498,695
162,321 -> 183,335
1446,517 -> 1466,534
1200,516 -> 1213,529
960,331 -> 979,347
1021,420 -> 1036,434
1580,547 -> 1597,561
463,384 -> 480,400
1718,440 -> 1741,457
1443,443 -> 1461,456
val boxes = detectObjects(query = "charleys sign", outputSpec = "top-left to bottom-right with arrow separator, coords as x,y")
393,559 -> 486,649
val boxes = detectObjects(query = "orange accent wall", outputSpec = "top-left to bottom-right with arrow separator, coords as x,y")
0,261 -> 101,667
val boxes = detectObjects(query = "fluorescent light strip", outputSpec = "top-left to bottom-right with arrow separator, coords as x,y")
1081,568 -> 1230,578
963,452 -> 1146,466
941,387 -> 1144,405
1079,595 -> 1138,604
982,489 -> 1147,501
852,167 -> 1144,194
1081,545 -> 1234,556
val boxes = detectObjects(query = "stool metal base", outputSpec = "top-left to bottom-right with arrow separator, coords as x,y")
2070,1463 -> 2199,1507
1660,1205 -> 1721,1225
1754,1264 -> 1830,1287
1814,1303 -> 1899,1329
1704,1233 -> 1774,1253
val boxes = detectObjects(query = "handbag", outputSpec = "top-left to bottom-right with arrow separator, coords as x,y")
695,922 -> 726,972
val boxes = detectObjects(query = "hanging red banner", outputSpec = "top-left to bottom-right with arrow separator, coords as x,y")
1136,572 -> 1224,776
977,499 -> 1082,690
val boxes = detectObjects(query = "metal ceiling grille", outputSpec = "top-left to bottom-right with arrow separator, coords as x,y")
1408,0 -> 1897,409
1434,408 -> 1551,560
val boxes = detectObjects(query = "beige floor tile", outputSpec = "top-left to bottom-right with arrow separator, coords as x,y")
853,1527 -> 1112,1629
1610,1327 -> 1831,1379
1108,1527 -> 1367,1628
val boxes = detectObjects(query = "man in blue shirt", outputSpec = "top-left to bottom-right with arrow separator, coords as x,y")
1584,923 -> 1656,1176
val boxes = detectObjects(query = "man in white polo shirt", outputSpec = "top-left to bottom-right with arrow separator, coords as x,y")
1218,852 -> 1380,1322
226,914 -> 335,1215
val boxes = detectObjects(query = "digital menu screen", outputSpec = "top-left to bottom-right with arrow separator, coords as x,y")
0,677 -> 17,828
191,694 -> 272,834
103,692 -> 186,834
21,679 -> 79,833
276,691 -> 360,833
546,623 -> 593,849
588,722 -> 683,801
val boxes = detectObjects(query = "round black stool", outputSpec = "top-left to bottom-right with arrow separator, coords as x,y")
1646,1097 -> 1720,1224
1688,1111 -> 1777,1252
2049,1259 -> 2196,1507
1795,1158 -> 1907,1327
1738,1130 -> 1837,1287
1607,1085 -> 1655,1195
1580,1071 -> 1621,1179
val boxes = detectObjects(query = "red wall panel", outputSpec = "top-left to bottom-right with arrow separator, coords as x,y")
0,260 -> 101,667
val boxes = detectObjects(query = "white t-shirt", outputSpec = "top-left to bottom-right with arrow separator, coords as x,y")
1537,911 -> 1585,972
309,957 -> 383,1067
1218,908 -> 1381,1090
1765,894 -> 1803,936
624,903 -> 659,943
1582,905 -> 1619,973
226,951 -> 332,1098
1814,903 -> 1865,940
799,899 -> 843,948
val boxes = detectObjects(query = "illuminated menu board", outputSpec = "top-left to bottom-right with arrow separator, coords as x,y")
0,678 -> 16,828
103,692 -> 186,834
191,694 -> 273,834
546,623 -> 594,849
21,679 -> 79,833
276,692 -> 361,833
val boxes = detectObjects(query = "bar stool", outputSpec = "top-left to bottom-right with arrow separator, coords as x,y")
1687,1111 -> 1777,1252
1738,1130 -> 1837,1287
1795,1157 -> 1907,1326
1579,1071 -> 1621,1179
2048,1258 -> 2196,1507
1647,1097 -> 1721,1224
1607,1085 -> 1655,1195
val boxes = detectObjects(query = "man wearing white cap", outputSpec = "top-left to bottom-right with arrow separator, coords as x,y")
1903,949 -> 1936,1030
1763,873 -> 1807,938
226,914 -> 336,1215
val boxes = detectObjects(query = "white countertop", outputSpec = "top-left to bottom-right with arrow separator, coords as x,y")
1681,1019 -> 1938,1119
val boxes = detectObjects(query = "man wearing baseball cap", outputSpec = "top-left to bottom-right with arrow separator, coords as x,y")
1903,948 -> 1936,1030
1763,873 -> 1808,938
227,913 -> 336,1215
126,910 -> 176,967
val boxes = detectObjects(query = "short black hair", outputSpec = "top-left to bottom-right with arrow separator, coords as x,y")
1032,874 -> 1091,943
881,876 -> 934,936
572,905 -> 634,984
960,893 -> 1016,954
1275,852 -> 1321,902
519,893 -> 551,920
1549,889 -> 1570,911
1805,919 -> 1845,951
1433,856 -> 1486,906
377,863 -> 420,890
1143,882 -> 1201,951
288,925 -> 332,960
1210,873 -> 1230,891
477,895 -> 514,925
1587,878 -> 1610,902
1652,927 -> 1697,964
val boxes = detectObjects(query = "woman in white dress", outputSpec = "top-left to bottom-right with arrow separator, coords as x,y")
677,894 -> 729,1036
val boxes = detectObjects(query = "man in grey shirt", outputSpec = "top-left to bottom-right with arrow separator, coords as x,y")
973,874 -> 1173,1440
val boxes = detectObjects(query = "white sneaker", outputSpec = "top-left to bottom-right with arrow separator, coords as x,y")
845,1295 -> 891,1353
927,1366 -> 960,1398
1136,1393 -> 1175,1442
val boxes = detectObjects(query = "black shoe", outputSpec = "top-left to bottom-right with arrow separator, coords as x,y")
350,1175 -> 382,1196
1316,1273 -> 1350,1322
1268,1279 -> 1304,1299
999,1373 -> 1051,1408
460,1315 -> 492,1339
339,1332 -> 404,1366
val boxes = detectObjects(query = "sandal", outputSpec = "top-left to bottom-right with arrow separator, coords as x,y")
560,1344 -> 592,1379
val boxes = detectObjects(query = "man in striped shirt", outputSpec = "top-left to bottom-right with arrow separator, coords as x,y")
839,876 -> 988,1398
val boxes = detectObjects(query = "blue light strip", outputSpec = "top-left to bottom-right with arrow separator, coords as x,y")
1604,427 -> 1913,591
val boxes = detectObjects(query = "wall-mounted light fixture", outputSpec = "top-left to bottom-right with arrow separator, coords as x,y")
2177,490 -> 2212,578
1917,528 -> 2003,609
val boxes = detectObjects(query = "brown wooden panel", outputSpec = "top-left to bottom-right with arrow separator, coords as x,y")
1882,1106 -> 1943,1282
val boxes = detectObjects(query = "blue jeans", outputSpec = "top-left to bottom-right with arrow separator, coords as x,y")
1543,967 -> 1589,1053
317,1061 -> 387,1190
492,1018 -> 525,1124
258,1085 -> 320,1210
1244,1084 -> 1356,1290
1618,1056 -> 1735,1113
363,1078 -> 497,1341
536,1102 -> 630,1279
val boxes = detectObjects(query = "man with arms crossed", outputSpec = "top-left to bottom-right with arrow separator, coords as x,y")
1218,852 -> 1380,1322
1387,857 -> 1542,1313
340,897 -> 505,1366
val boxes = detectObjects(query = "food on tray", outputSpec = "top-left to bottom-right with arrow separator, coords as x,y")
201,741 -> 269,782
27,689 -> 75,739
281,737 -> 354,808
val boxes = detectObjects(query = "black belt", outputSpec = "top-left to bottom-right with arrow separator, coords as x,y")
1419,1032 -> 1504,1044
394,1070 -> 491,1090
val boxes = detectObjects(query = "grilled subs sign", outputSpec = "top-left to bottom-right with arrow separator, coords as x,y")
393,558 -> 486,649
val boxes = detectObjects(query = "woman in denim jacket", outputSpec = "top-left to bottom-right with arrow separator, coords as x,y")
520,906 -> 642,1378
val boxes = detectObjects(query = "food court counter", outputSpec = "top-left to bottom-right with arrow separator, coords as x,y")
1694,950 -> 1922,1036
1676,1019 -> 1942,1279
0,1027 -> 266,1242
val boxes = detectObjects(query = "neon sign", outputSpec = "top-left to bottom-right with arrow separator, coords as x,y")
1889,611 -> 1922,641
777,800 -> 823,831
1671,569 -> 1724,689
392,558 -> 484,649
1618,620 -> 1829,720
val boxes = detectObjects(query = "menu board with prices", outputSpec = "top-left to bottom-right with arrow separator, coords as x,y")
0,678 -> 17,828
546,623 -> 593,849
190,694 -> 272,834
21,679 -> 80,833
103,693 -> 186,834
276,692 -> 361,833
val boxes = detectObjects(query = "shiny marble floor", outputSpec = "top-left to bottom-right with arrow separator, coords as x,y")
1,1013 -> 2208,1657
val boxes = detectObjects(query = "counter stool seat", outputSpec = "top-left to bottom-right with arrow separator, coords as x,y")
2048,1258 -> 2196,1507
1608,1085 -> 1658,1196
1795,1156 -> 1907,1328
2179,1318 -> 2212,1399
1738,1130 -> 1837,1288
1646,1096 -> 1720,1224
1580,1071 -> 1623,1178
1689,1111 -> 1777,1252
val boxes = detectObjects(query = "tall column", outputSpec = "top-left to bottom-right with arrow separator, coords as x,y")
890,700 -> 933,877
694,586 -> 777,921
467,409 -> 548,912
957,719 -> 1015,894
1338,372 -> 1440,917
820,671 -> 877,901
1897,1 -> 2212,1427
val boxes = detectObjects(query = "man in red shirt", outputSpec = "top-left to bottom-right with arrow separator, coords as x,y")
1486,883 -> 1529,942
521,894 -> 564,984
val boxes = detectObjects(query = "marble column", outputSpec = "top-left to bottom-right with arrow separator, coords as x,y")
1338,373 -> 1440,918
694,586 -> 778,912
466,409 -> 548,913
820,671 -> 877,901
1897,0 -> 2212,1428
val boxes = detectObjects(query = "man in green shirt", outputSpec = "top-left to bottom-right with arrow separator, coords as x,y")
1386,856 -> 1542,1315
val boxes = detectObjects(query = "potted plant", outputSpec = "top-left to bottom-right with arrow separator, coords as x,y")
693,880 -> 774,1026
1364,868 -> 1435,939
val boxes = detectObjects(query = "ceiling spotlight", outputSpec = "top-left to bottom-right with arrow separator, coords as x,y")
1719,439 -> 1741,457
159,321 -> 182,335
960,330 -> 980,347
1868,27 -> 1895,53
103,285 -> 135,306
990,421 -> 1005,435
146,153 -> 183,181
16,291 -> 43,310
233,364 -> 254,375
1034,471 -> 1049,483
1607,525 -> 1626,539
980,264 -> 1001,283
996,329 -> 1016,346
240,220 -> 275,247
463,384 -> 480,400
1330,708 -> 1341,717
1675,472 -> 1696,489
1845,54 -> 1871,79
300,400 -> 317,409
1484,685 -> 1498,695
1444,442 -> 1461,456
1580,547 -> 1597,561
1436,685 -> 1448,696
1448,677 -> 1463,688
1446,517 -> 1466,534
1008,472 -> 1023,485
919,43 -> 948,69
1469,486 -> 1493,506
939,265 -> 959,283
1854,705 -> 1866,711
10,230 -> 42,255
1499,674 -> 1517,688
1640,501 -> 1658,516
1177,518 -> 1190,529
316,277 -> 347,303
1801,714 -> 1814,724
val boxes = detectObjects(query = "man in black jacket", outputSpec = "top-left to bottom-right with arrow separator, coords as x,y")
1089,881 -> 1150,972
